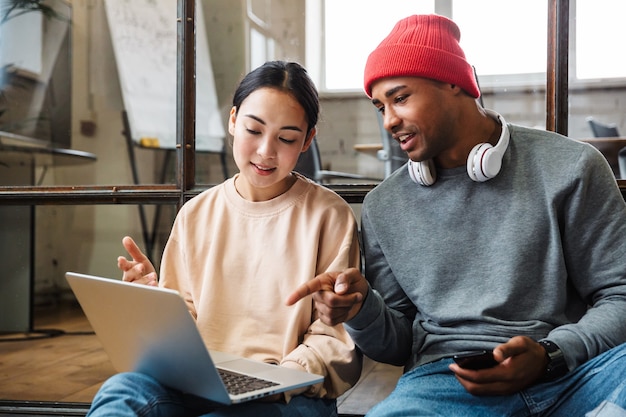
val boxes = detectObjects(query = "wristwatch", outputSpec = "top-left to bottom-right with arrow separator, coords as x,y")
538,340 -> 568,382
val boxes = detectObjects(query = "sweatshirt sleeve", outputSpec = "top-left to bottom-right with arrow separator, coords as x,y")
546,145 -> 626,370
344,206 -> 416,367
281,205 -> 363,399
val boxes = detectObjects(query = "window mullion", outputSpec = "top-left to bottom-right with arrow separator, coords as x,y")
177,0 -> 197,210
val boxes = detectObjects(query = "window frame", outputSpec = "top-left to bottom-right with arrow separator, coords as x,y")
0,0 -> 623,210
312,0 -> 626,94
0,2 -> 624,408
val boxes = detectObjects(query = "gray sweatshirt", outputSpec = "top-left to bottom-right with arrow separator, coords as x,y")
346,123 -> 626,373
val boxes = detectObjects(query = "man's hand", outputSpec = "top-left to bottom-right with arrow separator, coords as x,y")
448,336 -> 549,396
285,267 -> 369,326
117,236 -> 158,286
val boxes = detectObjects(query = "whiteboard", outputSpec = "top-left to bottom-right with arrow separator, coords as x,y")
104,0 -> 225,152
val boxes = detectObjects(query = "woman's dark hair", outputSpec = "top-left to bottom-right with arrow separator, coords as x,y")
232,61 -> 319,135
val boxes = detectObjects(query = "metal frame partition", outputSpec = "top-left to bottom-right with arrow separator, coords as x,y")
0,0 -> 372,208
0,0 -> 623,208
0,0 -> 626,414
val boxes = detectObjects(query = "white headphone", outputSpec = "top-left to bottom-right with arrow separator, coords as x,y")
408,110 -> 510,186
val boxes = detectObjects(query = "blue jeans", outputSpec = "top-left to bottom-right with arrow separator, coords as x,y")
367,343 -> 626,417
87,372 -> 337,417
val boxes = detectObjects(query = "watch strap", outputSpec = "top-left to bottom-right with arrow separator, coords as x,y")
539,340 -> 568,382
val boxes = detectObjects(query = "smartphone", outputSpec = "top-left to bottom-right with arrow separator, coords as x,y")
452,350 -> 498,370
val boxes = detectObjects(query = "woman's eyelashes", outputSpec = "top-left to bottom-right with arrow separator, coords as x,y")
279,137 -> 297,144
244,127 -> 298,144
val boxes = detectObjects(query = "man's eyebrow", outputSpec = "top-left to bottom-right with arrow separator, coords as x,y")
243,114 -> 303,132
371,85 -> 408,106
385,85 -> 407,98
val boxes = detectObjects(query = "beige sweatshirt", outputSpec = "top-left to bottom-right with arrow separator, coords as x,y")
160,173 -> 362,399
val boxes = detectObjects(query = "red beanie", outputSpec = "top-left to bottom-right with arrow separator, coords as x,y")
363,14 -> 480,99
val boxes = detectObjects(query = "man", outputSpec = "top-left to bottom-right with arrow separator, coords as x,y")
287,14 -> 626,416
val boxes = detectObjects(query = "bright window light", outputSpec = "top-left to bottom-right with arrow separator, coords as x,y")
576,0 -> 626,79
323,0 -> 435,90
453,0 -> 547,76
303,0 -> 626,92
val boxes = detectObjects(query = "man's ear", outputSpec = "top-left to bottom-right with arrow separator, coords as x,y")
228,106 -> 237,136
301,128 -> 317,152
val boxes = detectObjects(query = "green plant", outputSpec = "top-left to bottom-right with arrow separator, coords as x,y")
0,0 -> 68,132
1,0 -> 63,24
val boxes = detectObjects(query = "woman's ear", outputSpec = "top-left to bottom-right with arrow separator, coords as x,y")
301,127 -> 317,152
228,106 -> 237,136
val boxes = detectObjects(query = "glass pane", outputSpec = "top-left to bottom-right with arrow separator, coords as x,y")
0,0 -> 156,186
250,28 -> 268,70
315,2 -> 549,184
575,0 -> 626,80
0,2 -> 68,145
570,0 -> 626,179
0,201 -> 174,348
195,1 -> 229,184
452,1 -> 547,131
0,0 -> 232,188
323,0 -> 435,91
453,0 -> 547,87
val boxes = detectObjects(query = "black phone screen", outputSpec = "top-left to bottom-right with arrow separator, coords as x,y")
452,350 -> 498,370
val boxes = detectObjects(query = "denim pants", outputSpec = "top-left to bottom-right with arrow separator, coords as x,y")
87,371 -> 337,417
367,343 -> 626,417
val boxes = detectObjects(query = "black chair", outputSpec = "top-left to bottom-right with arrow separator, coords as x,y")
294,137 -> 382,184
374,111 -> 408,178
587,117 -> 620,138
587,117 -> 626,179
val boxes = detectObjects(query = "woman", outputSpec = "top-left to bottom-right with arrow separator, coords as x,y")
87,61 -> 362,417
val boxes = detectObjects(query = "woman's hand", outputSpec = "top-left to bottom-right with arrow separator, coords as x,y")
116,236 -> 158,286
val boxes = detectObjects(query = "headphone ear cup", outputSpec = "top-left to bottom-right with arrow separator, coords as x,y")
408,159 -> 436,186
481,147 -> 504,178
467,143 -> 494,182
466,110 -> 510,182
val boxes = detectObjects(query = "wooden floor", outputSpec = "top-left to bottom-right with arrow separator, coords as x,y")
0,302 -> 114,404
0,301 -> 402,416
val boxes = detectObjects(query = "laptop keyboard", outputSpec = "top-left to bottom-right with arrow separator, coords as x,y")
218,368 -> 279,395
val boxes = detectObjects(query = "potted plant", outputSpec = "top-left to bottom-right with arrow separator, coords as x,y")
0,0 -> 69,139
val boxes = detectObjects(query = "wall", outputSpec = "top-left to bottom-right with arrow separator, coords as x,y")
29,0 -> 626,303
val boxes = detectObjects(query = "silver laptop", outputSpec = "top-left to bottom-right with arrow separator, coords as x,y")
65,272 -> 323,405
